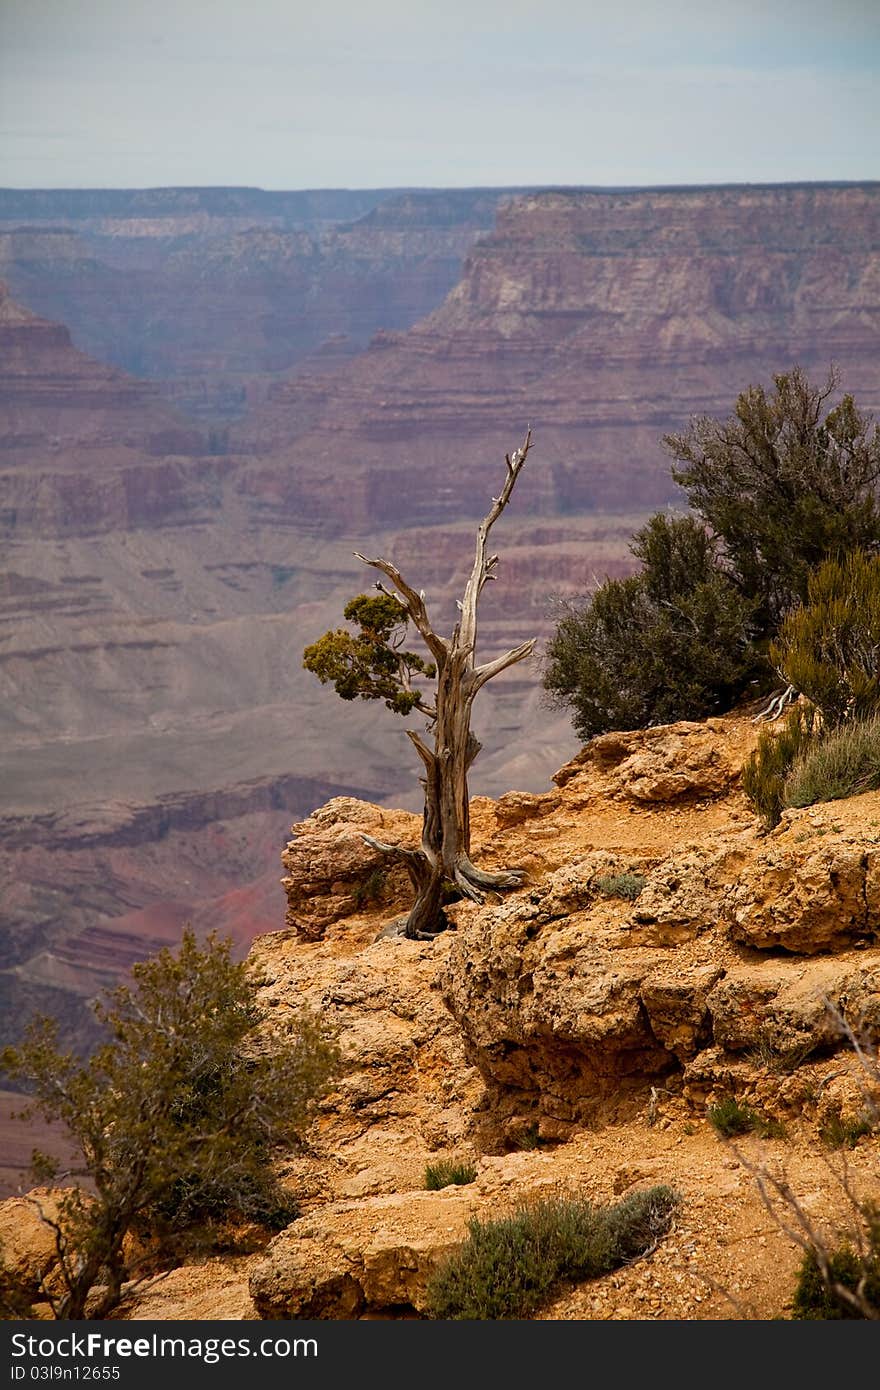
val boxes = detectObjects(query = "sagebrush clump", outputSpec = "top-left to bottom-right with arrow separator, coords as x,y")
596,871 -> 648,901
425,1185 -> 678,1319
784,716 -> 880,810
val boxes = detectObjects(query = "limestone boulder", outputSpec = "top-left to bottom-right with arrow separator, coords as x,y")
249,1152 -> 572,1318
627,844 -> 732,946
280,797 -> 419,940
442,889 -> 676,1131
640,964 -> 725,1061
553,719 -> 747,803
251,928 -> 485,1202
706,957 -> 880,1054
493,789 -> 562,826
723,824 -> 880,953
0,1187 -> 67,1302
249,1190 -> 470,1318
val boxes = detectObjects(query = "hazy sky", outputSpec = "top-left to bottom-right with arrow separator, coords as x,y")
1,0 -> 878,189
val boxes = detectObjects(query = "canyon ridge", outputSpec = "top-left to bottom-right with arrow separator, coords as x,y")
3,710 -> 879,1320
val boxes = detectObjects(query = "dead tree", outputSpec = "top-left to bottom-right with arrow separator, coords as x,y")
303,432 -> 536,938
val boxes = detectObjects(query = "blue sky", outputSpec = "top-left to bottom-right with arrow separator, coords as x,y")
1,0 -> 878,188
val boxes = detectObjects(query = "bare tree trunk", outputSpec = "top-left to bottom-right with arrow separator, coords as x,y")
356,432 -> 536,938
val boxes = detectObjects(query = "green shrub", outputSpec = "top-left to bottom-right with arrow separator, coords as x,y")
783,716 -> 880,810
543,515 -> 763,740
772,551 -> 880,729
425,1160 -> 477,1190
547,371 -> 880,742
792,1240 -> 880,1319
819,1113 -> 875,1150
745,1033 -> 817,1075
707,1097 -> 759,1137
352,868 -> 388,909
425,1185 -> 678,1320
515,1124 -> 542,1151
707,1095 -> 786,1139
742,704 -> 818,827
664,368 -> 880,633
1,929 -> 340,1319
596,872 -> 648,901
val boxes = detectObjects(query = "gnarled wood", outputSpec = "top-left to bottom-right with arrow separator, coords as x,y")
358,431 -> 535,938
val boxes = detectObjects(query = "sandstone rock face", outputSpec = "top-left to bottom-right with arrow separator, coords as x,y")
705,956 -> 880,1054
433,721 -> 880,1133
723,815 -> 880,953
0,281 -> 203,467
249,1152 -> 579,1318
249,926 -> 485,1206
241,184 -> 880,530
280,798 -> 419,940
0,1189 -> 66,1302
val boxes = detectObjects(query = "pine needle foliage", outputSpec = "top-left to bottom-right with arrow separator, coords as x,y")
664,367 -> 880,631
546,368 -> 880,738
543,515 -> 761,739
771,550 -> 880,729
303,592 -> 436,717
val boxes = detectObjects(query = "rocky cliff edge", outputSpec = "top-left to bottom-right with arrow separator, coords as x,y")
6,707 -> 880,1320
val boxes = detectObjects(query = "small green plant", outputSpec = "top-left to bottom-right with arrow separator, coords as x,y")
595,871 -> 648,902
707,1096 -> 785,1139
784,716 -> 880,809
792,1235 -> 880,1319
351,868 -> 388,910
514,1123 -> 543,1151
707,1096 -> 760,1137
426,1185 -> 678,1320
742,703 -> 818,828
424,1160 -> 477,1190
819,1113 -> 875,1150
745,1032 -> 817,1075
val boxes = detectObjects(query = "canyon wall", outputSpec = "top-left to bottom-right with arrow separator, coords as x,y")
0,187 -> 524,418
